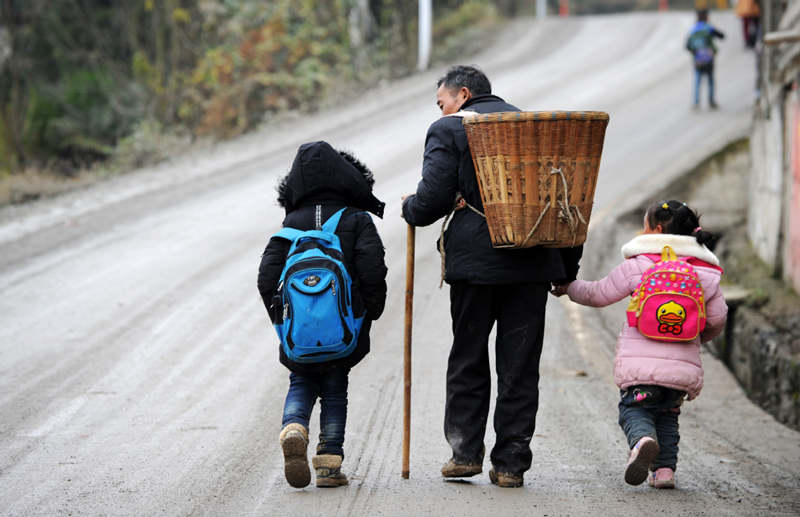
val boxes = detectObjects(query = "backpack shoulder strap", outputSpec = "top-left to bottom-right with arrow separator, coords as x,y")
321,207 -> 348,234
273,227 -> 303,243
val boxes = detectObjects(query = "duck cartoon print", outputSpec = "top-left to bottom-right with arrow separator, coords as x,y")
656,300 -> 686,335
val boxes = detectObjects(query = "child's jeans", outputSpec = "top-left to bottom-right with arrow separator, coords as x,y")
282,368 -> 349,458
618,385 -> 685,471
694,65 -> 715,106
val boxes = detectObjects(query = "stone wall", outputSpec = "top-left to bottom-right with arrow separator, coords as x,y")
712,305 -> 800,430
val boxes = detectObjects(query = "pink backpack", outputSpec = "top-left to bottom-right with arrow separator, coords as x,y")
626,245 -> 706,342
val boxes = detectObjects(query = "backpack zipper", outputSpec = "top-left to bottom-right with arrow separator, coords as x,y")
331,278 -> 336,296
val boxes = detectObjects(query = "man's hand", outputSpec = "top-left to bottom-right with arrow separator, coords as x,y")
550,283 -> 570,297
401,194 -> 413,220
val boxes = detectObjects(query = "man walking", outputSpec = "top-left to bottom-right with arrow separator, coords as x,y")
402,65 -> 581,487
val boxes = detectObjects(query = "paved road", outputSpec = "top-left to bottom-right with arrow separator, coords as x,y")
1,11 -> 798,516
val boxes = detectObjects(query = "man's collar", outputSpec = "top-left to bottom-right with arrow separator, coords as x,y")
461,93 -> 504,110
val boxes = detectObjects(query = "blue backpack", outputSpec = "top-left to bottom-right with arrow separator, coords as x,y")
272,207 -> 363,363
688,29 -> 714,67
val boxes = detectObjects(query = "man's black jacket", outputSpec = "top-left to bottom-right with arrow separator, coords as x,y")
402,94 -> 581,284
258,141 -> 388,373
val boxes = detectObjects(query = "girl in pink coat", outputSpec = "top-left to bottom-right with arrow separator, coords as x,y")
554,200 -> 727,489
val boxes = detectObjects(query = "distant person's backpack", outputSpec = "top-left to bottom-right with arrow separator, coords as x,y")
626,245 -> 707,342
272,207 -> 363,363
687,29 -> 715,68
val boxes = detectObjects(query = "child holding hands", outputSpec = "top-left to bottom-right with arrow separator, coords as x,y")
554,200 -> 727,488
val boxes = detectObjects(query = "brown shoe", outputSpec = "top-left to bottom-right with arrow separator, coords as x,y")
313,454 -> 349,487
489,468 -> 523,488
279,423 -> 310,488
441,458 -> 482,478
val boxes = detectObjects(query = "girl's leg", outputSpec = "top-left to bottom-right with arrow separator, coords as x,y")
317,368 -> 349,457
653,407 -> 681,471
282,372 -> 320,428
618,389 -> 657,447
619,388 -> 661,485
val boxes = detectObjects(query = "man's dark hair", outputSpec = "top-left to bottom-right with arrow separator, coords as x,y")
437,65 -> 491,96
696,9 -> 708,21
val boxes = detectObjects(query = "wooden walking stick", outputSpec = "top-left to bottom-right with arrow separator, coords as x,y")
402,223 -> 415,479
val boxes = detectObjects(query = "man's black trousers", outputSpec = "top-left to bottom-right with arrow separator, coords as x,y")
446,281 -> 549,476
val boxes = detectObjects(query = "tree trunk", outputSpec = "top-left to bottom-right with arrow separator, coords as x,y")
348,0 -> 374,76
153,0 -> 167,92
0,0 -> 27,171
166,0 -> 180,122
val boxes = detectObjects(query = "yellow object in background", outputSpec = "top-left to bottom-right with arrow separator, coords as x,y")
696,0 -> 731,9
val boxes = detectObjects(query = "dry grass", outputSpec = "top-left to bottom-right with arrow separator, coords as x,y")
0,168 -> 98,206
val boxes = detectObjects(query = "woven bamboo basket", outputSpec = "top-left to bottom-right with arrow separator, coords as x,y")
462,111 -> 609,248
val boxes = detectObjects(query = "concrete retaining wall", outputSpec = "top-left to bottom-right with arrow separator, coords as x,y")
747,95 -> 785,270
714,306 -> 800,430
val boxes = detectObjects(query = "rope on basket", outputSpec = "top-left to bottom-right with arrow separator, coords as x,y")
439,194 -> 485,288
550,167 -> 588,246
519,201 -> 551,248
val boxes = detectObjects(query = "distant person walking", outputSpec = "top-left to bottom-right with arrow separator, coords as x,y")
735,0 -> 760,49
686,9 -> 725,110
552,200 -> 728,489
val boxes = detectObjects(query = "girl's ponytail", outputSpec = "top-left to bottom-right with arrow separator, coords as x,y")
692,226 -> 714,247
646,199 -> 715,247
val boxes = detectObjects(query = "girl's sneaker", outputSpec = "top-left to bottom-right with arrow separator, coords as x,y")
279,423 -> 311,488
648,467 -> 676,489
624,436 -> 660,486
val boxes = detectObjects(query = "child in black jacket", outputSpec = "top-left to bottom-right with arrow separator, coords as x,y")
257,141 -> 387,488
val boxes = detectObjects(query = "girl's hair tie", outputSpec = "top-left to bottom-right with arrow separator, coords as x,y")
694,226 -> 702,233
661,202 -> 669,210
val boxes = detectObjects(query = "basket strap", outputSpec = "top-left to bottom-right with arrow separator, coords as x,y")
438,193 -> 485,288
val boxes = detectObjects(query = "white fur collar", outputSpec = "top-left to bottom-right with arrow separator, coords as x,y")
621,234 -> 720,266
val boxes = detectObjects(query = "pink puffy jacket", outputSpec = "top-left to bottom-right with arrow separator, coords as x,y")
567,234 -> 728,399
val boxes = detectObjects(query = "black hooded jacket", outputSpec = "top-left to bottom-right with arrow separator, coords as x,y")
402,94 -> 582,284
258,141 -> 388,373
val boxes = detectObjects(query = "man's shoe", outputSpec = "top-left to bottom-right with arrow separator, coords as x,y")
624,436 -> 660,486
279,423 -> 311,488
441,458 -> 482,478
313,454 -> 349,487
647,467 -> 676,489
489,467 -> 523,488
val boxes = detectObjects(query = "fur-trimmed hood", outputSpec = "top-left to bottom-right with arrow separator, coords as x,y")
621,234 -> 720,266
277,141 -> 385,218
